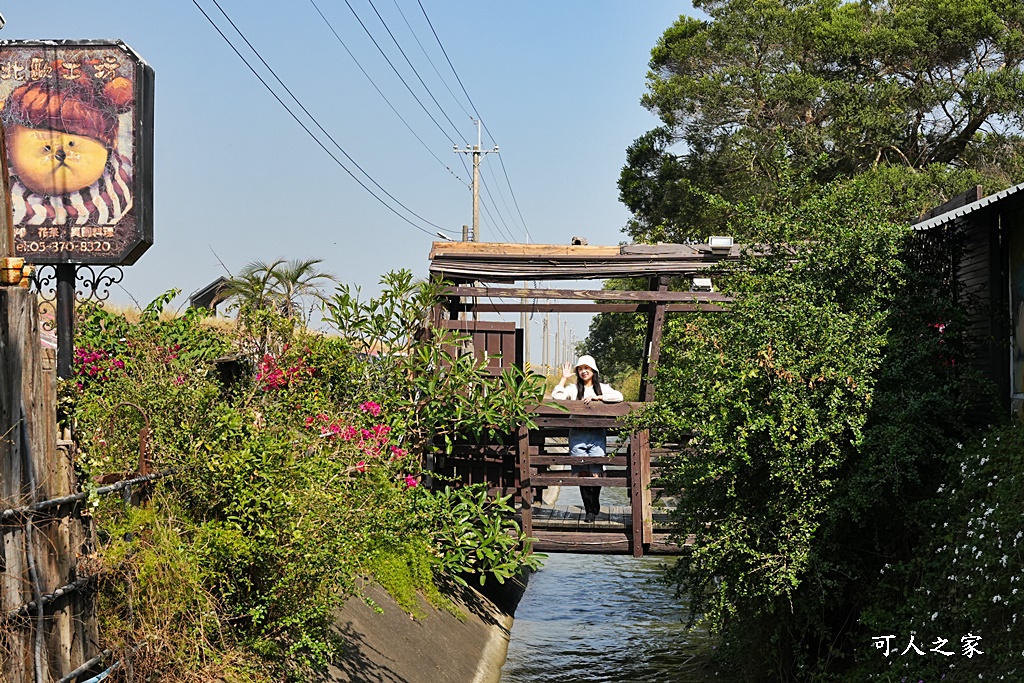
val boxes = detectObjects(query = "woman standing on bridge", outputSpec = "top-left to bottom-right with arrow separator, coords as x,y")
551,355 -> 623,523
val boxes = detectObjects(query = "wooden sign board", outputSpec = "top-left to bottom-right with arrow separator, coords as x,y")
0,40 -> 154,265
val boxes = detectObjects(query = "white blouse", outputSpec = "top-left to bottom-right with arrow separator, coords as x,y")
551,382 -> 623,403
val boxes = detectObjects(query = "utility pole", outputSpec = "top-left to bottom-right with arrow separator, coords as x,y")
555,312 -> 561,369
455,119 -> 498,241
542,314 -> 549,374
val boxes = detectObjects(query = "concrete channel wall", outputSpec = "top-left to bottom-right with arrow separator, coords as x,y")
325,573 -> 529,683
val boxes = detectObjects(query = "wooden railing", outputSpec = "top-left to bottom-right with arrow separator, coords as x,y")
431,401 -> 688,557
520,402 -> 657,557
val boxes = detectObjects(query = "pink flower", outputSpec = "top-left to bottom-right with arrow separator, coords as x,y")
340,426 -> 357,440
174,375 -> 186,386
372,424 -> 391,440
304,416 -> 315,427
390,446 -> 407,459
359,401 -> 383,417
356,461 -> 367,473
403,475 -> 418,488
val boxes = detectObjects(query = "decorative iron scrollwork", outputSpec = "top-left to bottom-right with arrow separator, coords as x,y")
29,264 -> 57,303
75,265 -> 124,303
28,265 -> 58,332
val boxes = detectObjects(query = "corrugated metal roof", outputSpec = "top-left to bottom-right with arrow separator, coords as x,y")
913,181 -> 1024,231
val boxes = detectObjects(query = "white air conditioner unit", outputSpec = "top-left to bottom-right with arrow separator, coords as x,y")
690,277 -> 713,292
708,235 -> 734,254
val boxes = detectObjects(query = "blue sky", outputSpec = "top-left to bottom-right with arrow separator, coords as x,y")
2,1 -> 695,359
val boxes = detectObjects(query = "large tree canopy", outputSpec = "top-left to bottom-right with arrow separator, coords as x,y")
621,0 -> 1024,243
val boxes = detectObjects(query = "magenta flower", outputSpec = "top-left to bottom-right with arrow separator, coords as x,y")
359,401 -> 383,417
403,475 -> 418,488
356,461 -> 367,473
390,446 -> 407,459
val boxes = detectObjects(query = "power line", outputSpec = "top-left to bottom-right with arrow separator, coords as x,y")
365,0 -> 465,142
207,0 -> 447,233
479,174 -> 515,243
192,0 -> 440,237
483,160 -> 524,241
308,0 -> 466,185
341,0 -> 458,147
416,0 -> 533,241
389,0 -> 473,122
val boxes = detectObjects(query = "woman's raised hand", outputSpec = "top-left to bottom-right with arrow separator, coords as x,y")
561,361 -> 573,380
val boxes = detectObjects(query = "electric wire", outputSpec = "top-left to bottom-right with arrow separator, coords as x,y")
207,0 -> 447,232
477,184 -> 512,243
416,0 -> 533,242
308,0 -> 467,185
341,0 -> 459,147
191,0 -> 440,237
479,174 -> 516,243
374,0 -> 524,242
483,161 -> 522,240
365,0 -> 465,142
390,0 -> 474,121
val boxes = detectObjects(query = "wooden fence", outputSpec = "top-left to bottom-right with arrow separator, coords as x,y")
0,286 -> 97,682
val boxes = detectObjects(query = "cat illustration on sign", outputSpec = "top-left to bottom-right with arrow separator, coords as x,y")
1,57 -> 133,226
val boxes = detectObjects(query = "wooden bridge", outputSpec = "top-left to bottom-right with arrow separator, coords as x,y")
428,240 -> 738,557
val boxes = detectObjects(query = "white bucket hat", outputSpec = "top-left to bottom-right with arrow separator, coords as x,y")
574,355 -> 599,373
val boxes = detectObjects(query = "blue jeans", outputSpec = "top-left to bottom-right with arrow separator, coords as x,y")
568,428 -> 606,474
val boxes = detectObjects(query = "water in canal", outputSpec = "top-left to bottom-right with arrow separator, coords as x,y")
500,485 -> 719,683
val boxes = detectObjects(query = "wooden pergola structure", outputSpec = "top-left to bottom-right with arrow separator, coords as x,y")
428,241 -> 739,557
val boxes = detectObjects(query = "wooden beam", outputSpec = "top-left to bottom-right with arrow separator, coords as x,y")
445,286 -> 731,303
516,424 -> 532,540
435,319 -> 517,332
637,430 -> 653,546
0,125 -> 15,257
430,241 -> 621,259
528,531 -> 688,554
532,455 -> 628,466
532,402 -> 640,417
629,430 -> 645,557
531,416 -> 625,429
639,276 -> 669,402
457,302 -> 728,314
531,475 -> 628,487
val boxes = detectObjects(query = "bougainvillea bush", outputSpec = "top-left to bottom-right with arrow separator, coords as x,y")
67,272 -> 543,682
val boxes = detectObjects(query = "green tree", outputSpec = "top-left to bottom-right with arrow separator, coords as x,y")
631,173 -> 988,680
621,0 -> 1024,243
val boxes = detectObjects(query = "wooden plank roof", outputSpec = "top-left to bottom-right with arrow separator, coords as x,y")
428,241 -> 743,281
912,181 -> 1024,231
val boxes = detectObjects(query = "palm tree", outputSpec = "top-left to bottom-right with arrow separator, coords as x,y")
222,258 -> 286,313
223,258 -> 335,321
269,258 -> 336,322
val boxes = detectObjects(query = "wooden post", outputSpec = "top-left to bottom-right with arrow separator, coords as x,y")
637,429 -> 652,546
638,276 -> 669,402
0,123 -> 16,257
628,430 -> 652,558
1,287 -> 92,681
1,288 -> 33,683
516,423 -> 532,540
